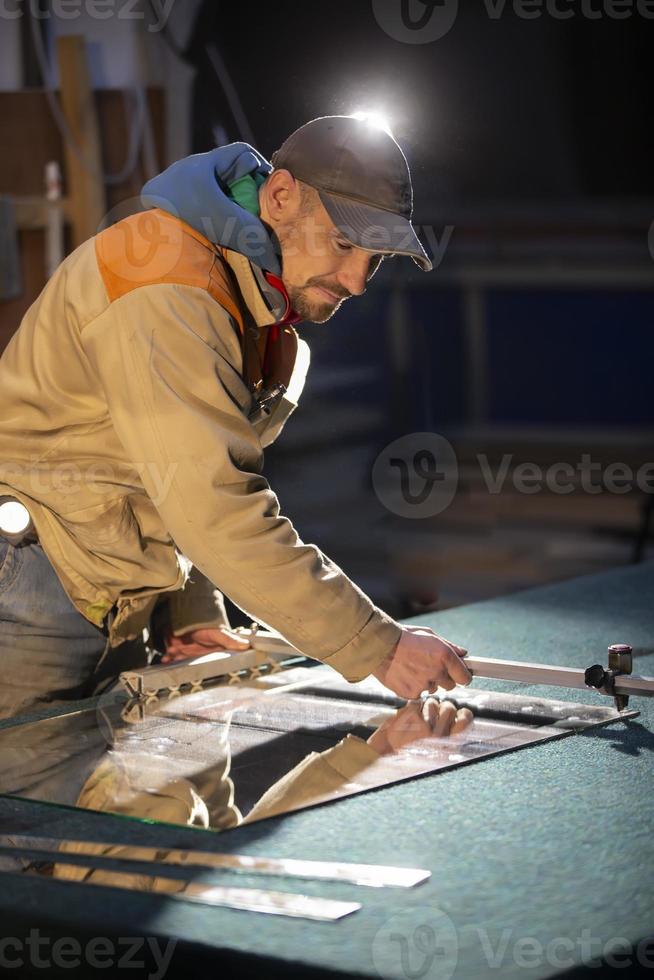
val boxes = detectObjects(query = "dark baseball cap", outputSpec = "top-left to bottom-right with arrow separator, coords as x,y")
270,115 -> 433,272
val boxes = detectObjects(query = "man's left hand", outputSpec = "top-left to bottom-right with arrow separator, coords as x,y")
161,626 -> 251,663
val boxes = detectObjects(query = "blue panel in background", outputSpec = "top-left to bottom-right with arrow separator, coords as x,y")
299,284 -> 467,431
487,290 -> 654,426
301,288 -> 387,369
408,288 -> 467,428
287,286 -> 654,432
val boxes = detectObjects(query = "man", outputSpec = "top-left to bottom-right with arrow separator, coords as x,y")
0,114 -> 471,720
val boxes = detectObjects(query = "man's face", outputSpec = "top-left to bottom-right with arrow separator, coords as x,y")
260,173 -> 385,323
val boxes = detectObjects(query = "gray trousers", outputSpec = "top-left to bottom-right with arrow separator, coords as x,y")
0,536 -> 148,720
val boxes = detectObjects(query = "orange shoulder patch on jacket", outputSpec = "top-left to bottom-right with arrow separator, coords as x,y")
95,208 -> 244,333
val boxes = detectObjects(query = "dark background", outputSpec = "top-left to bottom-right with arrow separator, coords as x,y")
186,2 -> 653,200
177,0 -> 654,616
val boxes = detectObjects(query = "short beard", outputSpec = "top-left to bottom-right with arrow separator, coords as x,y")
285,283 -> 343,324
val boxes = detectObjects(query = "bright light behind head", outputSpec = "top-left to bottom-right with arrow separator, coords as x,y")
349,111 -> 393,136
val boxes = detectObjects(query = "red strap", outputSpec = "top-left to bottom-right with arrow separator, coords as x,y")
263,323 -> 279,376
263,271 -> 302,326
261,271 -> 301,377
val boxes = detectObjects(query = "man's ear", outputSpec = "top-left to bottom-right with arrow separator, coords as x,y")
260,169 -> 298,223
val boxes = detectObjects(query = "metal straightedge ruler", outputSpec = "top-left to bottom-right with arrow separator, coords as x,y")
120,627 -> 297,703
121,629 -> 654,713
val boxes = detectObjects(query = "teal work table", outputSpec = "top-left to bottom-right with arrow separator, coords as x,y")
1,562 -> 653,979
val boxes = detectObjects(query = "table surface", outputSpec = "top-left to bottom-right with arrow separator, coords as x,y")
1,561 -> 653,979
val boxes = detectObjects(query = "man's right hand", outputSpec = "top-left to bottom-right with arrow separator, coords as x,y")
372,625 -> 472,700
367,699 -> 474,755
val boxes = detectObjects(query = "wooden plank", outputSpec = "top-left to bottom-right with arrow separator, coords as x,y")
56,34 -> 105,249
0,89 -> 164,351
13,196 -> 71,231
0,89 -> 165,202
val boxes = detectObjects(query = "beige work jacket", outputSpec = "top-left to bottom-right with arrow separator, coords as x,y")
0,208 -> 400,680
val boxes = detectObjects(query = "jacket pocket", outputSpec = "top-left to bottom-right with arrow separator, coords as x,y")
58,497 -> 138,548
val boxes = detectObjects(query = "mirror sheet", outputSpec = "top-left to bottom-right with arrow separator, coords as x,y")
0,660 -> 626,832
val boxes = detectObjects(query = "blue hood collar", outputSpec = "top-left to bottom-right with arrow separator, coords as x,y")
141,143 -> 282,276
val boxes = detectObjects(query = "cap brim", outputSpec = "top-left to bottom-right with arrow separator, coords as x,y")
318,190 -> 433,272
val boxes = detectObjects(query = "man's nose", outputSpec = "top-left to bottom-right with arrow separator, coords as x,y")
337,255 -> 372,296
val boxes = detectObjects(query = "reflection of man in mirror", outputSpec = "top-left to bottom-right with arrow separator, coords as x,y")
0,693 -> 471,890
0,114 -> 470,720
